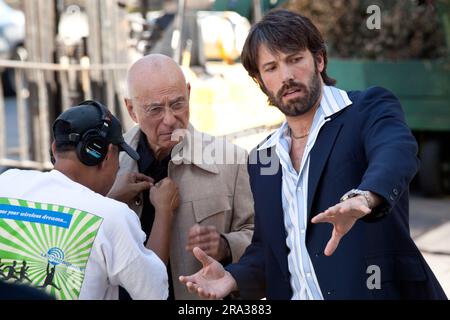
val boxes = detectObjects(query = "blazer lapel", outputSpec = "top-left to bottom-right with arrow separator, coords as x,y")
258,148 -> 289,278
307,122 -> 343,216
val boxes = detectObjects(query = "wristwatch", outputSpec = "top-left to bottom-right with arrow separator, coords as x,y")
340,189 -> 373,209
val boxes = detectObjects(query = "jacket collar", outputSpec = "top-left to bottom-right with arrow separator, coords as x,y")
257,85 -> 352,151
123,123 -> 219,175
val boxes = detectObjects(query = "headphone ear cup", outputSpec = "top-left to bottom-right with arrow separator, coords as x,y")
77,130 -> 108,166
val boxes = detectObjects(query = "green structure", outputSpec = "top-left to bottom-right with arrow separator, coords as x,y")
328,1 -> 450,196
211,0 -> 449,196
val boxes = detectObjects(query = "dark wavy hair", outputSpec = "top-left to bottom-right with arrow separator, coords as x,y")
241,9 -> 336,89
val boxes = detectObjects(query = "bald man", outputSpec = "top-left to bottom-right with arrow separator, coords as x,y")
110,54 -> 254,300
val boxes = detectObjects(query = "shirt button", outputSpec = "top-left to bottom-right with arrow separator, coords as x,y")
134,197 -> 142,206
300,229 -> 306,234
306,273 -> 312,278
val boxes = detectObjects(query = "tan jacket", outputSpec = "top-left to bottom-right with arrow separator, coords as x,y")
118,124 -> 254,299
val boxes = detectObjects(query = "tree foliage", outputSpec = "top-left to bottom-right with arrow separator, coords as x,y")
283,0 -> 447,60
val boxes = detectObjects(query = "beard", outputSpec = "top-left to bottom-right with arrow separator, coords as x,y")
267,69 -> 322,117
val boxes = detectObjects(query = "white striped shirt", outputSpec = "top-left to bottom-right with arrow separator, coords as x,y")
258,86 -> 352,300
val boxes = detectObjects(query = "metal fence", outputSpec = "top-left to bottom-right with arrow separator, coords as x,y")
0,0 -> 282,171
0,59 -> 129,171
0,0 -> 135,171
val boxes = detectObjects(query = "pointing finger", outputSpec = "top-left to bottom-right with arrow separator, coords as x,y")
193,247 -> 215,268
311,211 -> 335,224
324,229 -> 342,256
179,275 -> 195,285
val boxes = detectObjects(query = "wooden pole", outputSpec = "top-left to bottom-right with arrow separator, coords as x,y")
23,0 -> 57,164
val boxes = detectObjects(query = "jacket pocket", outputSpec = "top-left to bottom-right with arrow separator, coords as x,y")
192,195 -> 232,223
365,252 -> 427,283
364,252 -> 430,299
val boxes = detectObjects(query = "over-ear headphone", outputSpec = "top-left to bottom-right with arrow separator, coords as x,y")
74,100 -> 112,166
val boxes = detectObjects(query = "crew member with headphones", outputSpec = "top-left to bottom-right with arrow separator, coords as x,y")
0,100 -> 179,299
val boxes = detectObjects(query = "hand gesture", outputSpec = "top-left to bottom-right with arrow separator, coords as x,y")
186,224 -> 230,261
179,247 -> 237,299
311,195 -> 371,256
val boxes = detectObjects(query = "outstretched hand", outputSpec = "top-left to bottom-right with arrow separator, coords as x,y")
311,196 -> 371,256
179,247 -> 237,299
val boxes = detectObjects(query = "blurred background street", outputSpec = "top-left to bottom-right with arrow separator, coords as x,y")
410,196 -> 450,296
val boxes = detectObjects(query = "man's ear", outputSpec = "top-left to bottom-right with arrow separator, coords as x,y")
316,52 -> 325,73
186,82 -> 191,100
50,142 -> 57,164
124,98 -> 138,123
98,144 -> 115,169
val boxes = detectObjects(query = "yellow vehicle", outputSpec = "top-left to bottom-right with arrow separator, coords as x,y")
139,3 -> 284,151
183,11 -> 283,149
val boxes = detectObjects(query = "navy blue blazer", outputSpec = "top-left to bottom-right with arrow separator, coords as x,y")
227,87 -> 447,300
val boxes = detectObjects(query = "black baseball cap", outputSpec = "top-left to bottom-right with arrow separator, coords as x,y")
52,100 -> 139,161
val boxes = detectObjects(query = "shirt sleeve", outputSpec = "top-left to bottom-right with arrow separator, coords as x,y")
356,86 -> 419,220
103,202 -> 169,299
115,250 -> 168,300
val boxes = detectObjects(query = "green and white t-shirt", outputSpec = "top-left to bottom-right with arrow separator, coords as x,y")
0,169 -> 168,300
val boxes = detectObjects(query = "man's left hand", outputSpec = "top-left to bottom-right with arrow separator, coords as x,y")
186,224 -> 230,262
311,195 -> 372,256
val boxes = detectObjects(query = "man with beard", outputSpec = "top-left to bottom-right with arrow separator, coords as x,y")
179,9 -> 447,300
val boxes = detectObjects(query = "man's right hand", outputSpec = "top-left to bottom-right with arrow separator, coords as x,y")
107,172 -> 153,204
179,247 -> 238,299
150,177 -> 180,218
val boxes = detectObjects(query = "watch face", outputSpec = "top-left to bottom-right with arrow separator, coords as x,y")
341,189 -> 361,202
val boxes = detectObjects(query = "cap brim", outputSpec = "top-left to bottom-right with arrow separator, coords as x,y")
119,141 -> 140,161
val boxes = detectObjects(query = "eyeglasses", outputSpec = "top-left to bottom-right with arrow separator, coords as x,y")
141,100 -> 187,119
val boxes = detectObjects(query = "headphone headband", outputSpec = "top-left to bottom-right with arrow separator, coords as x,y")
52,100 -> 114,166
77,100 -> 112,138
